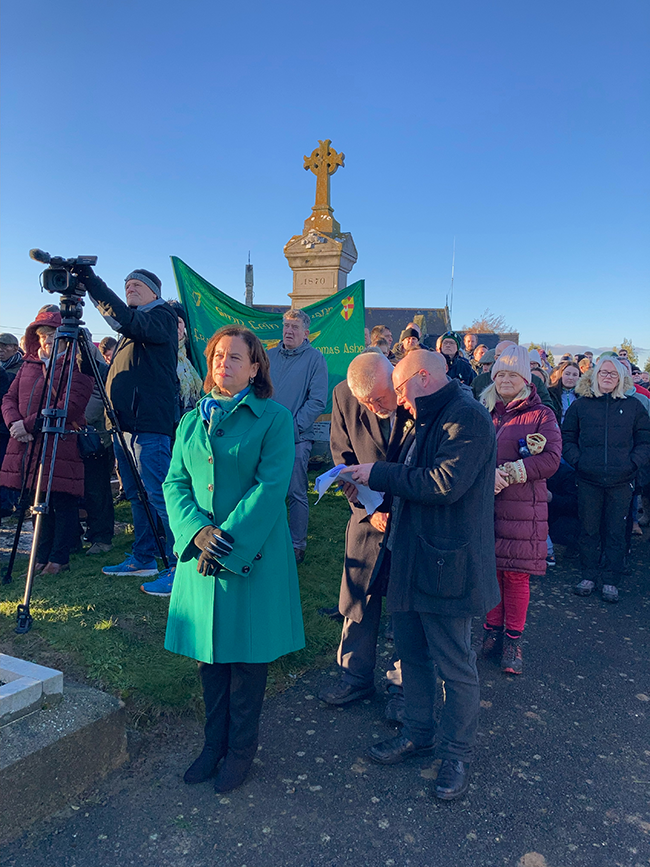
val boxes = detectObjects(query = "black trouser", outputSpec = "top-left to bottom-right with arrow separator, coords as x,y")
577,478 -> 634,583
199,662 -> 268,761
393,611 -> 479,763
83,445 -> 115,544
36,491 -> 79,565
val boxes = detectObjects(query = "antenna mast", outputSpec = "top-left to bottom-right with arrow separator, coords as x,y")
244,252 -> 254,307
447,237 -> 456,325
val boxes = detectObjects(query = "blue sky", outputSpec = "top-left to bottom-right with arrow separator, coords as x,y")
1,0 -> 648,357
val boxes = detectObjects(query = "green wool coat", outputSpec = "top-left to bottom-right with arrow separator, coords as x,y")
163,392 -> 305,664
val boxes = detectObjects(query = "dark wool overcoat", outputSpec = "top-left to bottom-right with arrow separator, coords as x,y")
369,379 -> 500,618
491,386 -> 562,574
0,313 -> 93,498
330,380 -> 414,622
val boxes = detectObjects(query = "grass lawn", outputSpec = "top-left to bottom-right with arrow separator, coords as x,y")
0,477 -> 349,724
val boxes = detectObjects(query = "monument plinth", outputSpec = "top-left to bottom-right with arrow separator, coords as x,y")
284,139 -> 357,308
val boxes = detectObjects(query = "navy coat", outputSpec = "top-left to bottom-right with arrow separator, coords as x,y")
369,379 -> 500,618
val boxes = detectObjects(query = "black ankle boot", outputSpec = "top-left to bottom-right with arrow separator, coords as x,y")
212,662 -> 268,794
184,745 -> 225,784
213,747 -> 257,793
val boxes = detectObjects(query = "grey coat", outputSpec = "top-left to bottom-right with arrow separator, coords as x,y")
369,379 -> 500,618
330,380 -> 414,621
267,340 -> 329,442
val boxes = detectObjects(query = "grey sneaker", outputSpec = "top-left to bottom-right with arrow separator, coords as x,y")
601,584 -> 619,603
574,579 -> 595,597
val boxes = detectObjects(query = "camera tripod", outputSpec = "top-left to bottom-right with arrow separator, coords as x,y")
3,291 -> 169,634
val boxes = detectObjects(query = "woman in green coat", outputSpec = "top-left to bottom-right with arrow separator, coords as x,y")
163,326 -> 305,793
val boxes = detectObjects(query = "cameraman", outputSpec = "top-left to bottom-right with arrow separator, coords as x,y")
78,266 -> 178,596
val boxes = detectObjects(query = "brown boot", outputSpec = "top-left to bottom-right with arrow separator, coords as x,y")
480,625 -> 503,659
41,562 -> 71,575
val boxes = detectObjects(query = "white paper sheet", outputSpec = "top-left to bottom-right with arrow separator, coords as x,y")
314,464 -> 385,516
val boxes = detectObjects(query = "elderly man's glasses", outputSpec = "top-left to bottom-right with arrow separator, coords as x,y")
394,371 -> 420,397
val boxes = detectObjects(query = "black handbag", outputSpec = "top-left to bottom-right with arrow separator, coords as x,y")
76,425 -> 104,458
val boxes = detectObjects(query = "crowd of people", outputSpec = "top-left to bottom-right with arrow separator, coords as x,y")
1,278 -> 649,802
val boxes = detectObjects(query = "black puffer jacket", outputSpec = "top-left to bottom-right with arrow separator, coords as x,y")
368,379 -> 500,618
445,353 -> 476,386
84,274 -> 179,437
562,373 -> 650,487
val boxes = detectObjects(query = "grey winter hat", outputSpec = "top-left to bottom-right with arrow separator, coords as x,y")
0,332 -> 19,346
480,349 -> 496,366
124,269 -> 162,299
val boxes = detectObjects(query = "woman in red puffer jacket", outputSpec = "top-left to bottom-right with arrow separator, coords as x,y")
479,345 -> 562,674
1,308 -> 93,573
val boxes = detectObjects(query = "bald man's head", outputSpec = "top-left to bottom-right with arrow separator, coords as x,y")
392,350 -> 449,417
495,340 -> 515,359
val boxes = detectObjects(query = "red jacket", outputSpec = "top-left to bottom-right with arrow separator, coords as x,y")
0,310 -> 93,498
491,386 -> 562,574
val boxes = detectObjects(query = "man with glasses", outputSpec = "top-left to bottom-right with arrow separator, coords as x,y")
318,352 -> 413,711
347,350 -> 499,801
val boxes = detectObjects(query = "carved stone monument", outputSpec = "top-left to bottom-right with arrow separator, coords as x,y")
284,139 -> 358,308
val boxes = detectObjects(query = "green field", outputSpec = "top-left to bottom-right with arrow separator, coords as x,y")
0,481 -> 349,724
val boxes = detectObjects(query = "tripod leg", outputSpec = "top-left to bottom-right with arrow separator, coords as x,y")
16,331 -> 76,633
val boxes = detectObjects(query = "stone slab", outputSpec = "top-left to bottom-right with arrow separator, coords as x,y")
1,653 -> 64,697
0,681 -> 128,843
0,654 -> 64,725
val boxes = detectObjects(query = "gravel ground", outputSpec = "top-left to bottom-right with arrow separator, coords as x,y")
5,537 -> 650,867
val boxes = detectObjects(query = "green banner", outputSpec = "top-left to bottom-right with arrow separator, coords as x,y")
171,256 -> 366,412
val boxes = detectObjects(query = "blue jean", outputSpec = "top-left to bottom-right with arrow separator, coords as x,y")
287,440 -> 312,550
114,432 -> 175,564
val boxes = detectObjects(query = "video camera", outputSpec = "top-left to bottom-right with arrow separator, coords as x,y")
29,249 -> 97,295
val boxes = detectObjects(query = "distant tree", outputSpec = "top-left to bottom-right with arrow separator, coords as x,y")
462,309 -> 514,334
644,357 -> 650,374
612,338 -> 638,366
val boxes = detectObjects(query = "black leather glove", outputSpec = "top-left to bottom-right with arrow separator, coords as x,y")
194,526 -> 235,576
197,550 -> 222,577
72,263 -> 95,281
72,264 -> 104,295
194,526 -> 234,557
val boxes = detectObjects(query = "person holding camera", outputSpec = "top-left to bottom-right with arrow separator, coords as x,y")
77,266 -> 179,595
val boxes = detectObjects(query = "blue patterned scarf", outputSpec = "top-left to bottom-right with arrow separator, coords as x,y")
200,386 -> 250,432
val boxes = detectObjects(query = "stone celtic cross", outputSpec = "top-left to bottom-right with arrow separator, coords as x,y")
303,139 -> 345,233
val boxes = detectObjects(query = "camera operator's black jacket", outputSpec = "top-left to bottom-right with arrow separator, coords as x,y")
85,276 -> 178,437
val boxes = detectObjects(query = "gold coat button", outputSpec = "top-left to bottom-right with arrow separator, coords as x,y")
208,484 -> 214,492
208,456 -> 213,464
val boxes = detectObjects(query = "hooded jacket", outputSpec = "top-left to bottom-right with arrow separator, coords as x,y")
267,339 -> 328,442
491,386 -> 562,574
83,273 -> 178,437
0,310 -> 93,497
562,371 -> 650,487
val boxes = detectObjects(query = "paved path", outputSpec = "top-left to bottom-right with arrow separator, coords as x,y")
5,539 -> 650,867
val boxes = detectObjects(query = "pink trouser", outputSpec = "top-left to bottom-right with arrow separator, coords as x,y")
485,570 -> 530,634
